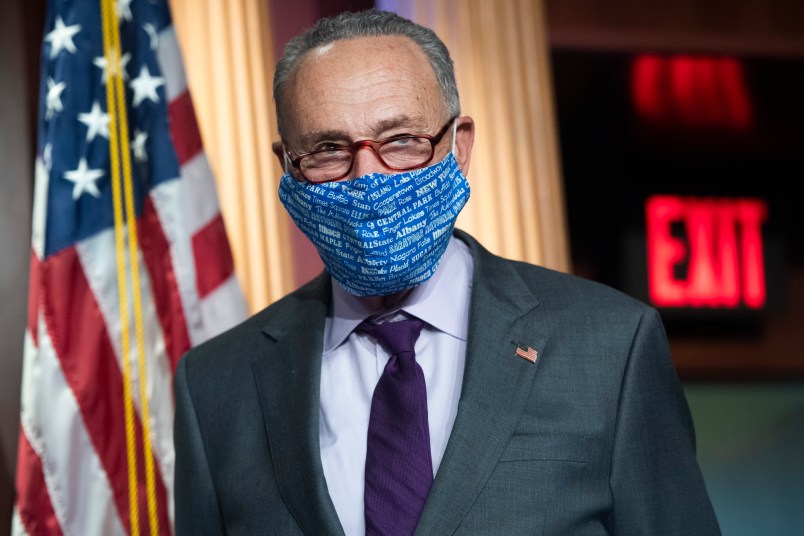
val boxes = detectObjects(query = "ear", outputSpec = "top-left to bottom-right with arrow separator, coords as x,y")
453,116 -> 475,175
272,141 -> 286,170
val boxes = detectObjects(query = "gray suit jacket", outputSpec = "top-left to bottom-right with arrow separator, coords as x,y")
174,230 -> 720,535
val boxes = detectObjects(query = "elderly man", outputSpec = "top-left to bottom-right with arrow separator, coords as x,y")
174,9 -> 720,536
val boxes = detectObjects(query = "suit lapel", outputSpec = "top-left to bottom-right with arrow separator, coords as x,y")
415,232 -> 546,536
251,275 -> 345,536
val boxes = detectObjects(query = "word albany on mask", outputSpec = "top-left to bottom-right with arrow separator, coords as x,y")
279,152 -> 470,297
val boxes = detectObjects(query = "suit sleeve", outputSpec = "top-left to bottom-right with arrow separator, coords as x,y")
174,355 -> 225,535
606,308 -> 721,535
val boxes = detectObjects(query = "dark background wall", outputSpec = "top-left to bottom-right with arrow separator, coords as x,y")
0,0 -> 43,532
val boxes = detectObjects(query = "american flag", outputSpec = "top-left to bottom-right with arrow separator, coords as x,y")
13,0 -> 247,534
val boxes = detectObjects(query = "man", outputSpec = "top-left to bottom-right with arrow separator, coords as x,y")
174,9 -> 720,536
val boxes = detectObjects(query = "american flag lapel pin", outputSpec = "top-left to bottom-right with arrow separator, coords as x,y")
515,345 -> 538,363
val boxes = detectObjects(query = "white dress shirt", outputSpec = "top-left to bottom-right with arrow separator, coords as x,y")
319,236 -> 474,536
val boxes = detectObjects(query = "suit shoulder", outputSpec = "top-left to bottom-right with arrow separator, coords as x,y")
509,259 -> 654,317
179,273 -> 329,374
497,259 -> 667,378
457,229 -> 652,319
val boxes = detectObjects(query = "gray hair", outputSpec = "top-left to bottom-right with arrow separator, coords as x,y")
273,9 -> 460,137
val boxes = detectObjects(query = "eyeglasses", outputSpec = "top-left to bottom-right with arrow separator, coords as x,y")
284,116 -> 458,183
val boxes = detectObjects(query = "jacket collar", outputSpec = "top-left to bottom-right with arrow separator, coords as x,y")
252,274 -> 345,536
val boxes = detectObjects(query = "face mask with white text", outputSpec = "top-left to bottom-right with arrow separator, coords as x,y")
278,152 -> 470,296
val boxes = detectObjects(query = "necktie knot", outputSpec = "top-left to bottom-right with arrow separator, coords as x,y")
359,318 -> 424,356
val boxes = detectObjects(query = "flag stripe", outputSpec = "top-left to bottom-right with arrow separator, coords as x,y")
75,228 -> 177,532
193,214 -> 236,298
168,91 -> 204,166
41,246 -> 170,534
175,153 -> 223,235
149,172 -> 245,347
27,252 -> 41,348
138,195 -> 192,371
12,506 -> 31,536
197,275 -> 247,340
14,427 -> 63,536
157,27 -> 188,102
149,179 -> 207,347
31,158 -> 48,260
20,325 -> 126,536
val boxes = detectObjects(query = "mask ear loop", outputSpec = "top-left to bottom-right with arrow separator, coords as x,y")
450,119 -> 458,156
283,151 -> 291,173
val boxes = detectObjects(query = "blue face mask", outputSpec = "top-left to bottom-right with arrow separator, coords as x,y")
278,152 -> 470,296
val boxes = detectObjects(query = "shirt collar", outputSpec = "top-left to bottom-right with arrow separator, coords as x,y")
324,235 -> 474,352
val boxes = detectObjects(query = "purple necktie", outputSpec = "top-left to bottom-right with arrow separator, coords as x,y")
360,318 -> 432,536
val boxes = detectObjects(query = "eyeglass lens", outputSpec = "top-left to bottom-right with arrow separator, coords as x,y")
300,137 -> 434,182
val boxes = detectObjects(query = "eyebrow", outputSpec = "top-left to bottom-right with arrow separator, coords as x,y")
372,115 -> 428,135
297,129 -> 351,149
296,114 -> 429,149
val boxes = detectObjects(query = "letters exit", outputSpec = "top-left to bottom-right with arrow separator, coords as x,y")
646,195 -> 767,309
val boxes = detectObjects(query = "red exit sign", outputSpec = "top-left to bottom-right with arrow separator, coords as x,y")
646,195 -> 767,309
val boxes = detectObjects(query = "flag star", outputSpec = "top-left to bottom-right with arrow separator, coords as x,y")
64,158 -> 105,200
45,16 -> 81,59
130,65 -> 165,107
132,129 -> 149,162
45,78 -> 66,119
93,50 -> 131,82
78,101 -> 110,142
116,0 -> 134,22
143,23 -> 159,51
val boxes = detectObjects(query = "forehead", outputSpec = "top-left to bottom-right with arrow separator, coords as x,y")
284,35 -> 444,138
